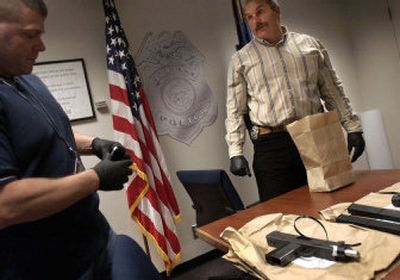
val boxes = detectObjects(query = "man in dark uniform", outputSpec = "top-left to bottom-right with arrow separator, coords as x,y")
0,1 -> 136,279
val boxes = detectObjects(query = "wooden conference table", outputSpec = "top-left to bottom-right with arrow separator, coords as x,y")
195,169 -> 400,279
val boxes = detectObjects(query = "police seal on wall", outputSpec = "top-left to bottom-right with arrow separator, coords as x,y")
135,31 -> 217,145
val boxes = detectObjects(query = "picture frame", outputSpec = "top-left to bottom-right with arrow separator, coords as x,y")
32,58 -> 95,122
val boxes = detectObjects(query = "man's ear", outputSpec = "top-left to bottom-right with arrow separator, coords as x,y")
273,5 -> 281,17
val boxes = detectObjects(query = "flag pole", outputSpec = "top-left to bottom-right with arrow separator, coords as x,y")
142,234 -> 151,259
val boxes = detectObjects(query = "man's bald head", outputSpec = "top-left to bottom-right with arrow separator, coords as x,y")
0,0 -> 47,23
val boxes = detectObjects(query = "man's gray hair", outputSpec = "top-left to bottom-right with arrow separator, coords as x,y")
0,0 -> 47,22
244,0 -> 280,10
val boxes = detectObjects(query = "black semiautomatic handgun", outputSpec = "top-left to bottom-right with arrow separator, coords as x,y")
265,231 -> 360,266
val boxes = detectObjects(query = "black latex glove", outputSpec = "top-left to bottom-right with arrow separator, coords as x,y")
230,155 -> 251,177
93,154 -> 133,191
92,138 -> 129,160
347,132 -> 365,163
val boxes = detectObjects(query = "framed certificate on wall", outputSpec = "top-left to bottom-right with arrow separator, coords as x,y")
32,58 -> 95,122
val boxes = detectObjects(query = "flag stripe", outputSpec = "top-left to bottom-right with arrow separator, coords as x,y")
113,113 -> 178,223
135,198 -> 180,255
111,96 -> 180,218
132,207 -> 182,268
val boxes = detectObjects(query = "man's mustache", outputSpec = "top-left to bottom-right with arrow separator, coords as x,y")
256,22 -> 268,32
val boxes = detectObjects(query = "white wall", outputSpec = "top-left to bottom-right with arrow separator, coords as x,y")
344,0 -> 400,168
39,0 -> 398,272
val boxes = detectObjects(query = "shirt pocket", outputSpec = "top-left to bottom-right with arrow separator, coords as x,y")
302,52 -> 319,85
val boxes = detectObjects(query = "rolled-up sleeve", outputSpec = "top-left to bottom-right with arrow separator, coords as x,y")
225,53 -> 248,158
0,102 -> 18,186
316,40 -> 362,133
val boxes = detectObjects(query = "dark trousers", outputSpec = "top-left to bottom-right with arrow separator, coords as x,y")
253,132 -> 307,202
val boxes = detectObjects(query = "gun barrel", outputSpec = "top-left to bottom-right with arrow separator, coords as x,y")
331,244 -> 360,259
344,248 -> 359,259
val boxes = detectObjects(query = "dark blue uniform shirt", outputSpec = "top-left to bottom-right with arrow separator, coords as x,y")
0,75 -> 110,279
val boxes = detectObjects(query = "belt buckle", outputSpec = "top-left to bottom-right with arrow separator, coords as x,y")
250,126 -> 259,140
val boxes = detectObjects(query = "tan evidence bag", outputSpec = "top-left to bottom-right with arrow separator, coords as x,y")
221,213 -> 400,280
286,111 -> 355,192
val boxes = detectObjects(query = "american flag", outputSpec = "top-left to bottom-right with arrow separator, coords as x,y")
231,0 -> 254,134
103,0 -> 181,273
231,0 -> 252,50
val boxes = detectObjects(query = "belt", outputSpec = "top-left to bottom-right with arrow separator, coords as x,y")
250,125 -> 287,140
258,125 -> 287,135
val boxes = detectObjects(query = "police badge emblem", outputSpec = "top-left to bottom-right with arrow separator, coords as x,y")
135,31 -> 217,145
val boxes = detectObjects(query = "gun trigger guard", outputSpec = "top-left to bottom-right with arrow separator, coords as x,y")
299,247 -> 315,258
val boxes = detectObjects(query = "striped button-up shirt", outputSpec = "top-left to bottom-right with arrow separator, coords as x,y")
225,27 -> 362,158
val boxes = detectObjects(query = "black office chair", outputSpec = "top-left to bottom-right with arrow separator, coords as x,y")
176,169 -> 245,238
176,169 -> 254,280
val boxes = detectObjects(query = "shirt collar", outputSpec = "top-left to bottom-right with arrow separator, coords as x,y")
254,26 -> 288,47
0,76 -> 16,85
0,76 -> 24,92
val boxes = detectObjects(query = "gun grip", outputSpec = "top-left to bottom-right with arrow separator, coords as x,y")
266,243 -> 302,266
110,144 -> 125,161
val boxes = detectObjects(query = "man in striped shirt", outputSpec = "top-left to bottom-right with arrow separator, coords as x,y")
225,0 -> 365,201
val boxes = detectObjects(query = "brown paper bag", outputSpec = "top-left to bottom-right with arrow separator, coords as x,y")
286,111 -> 355,192
221,213 -> 400,280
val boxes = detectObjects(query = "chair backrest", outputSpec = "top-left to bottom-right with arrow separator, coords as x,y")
176,169 -> 245,227
110,234 -> 162,280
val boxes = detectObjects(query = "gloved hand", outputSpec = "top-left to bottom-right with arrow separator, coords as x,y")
92,138 -> 129,160
93,154 -> 133,191
230,155 -> 251,177
347,132 -> 365,162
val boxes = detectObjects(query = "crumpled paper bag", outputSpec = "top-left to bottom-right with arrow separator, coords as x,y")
221,213 -> 400,280
286,111 -> 355,192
